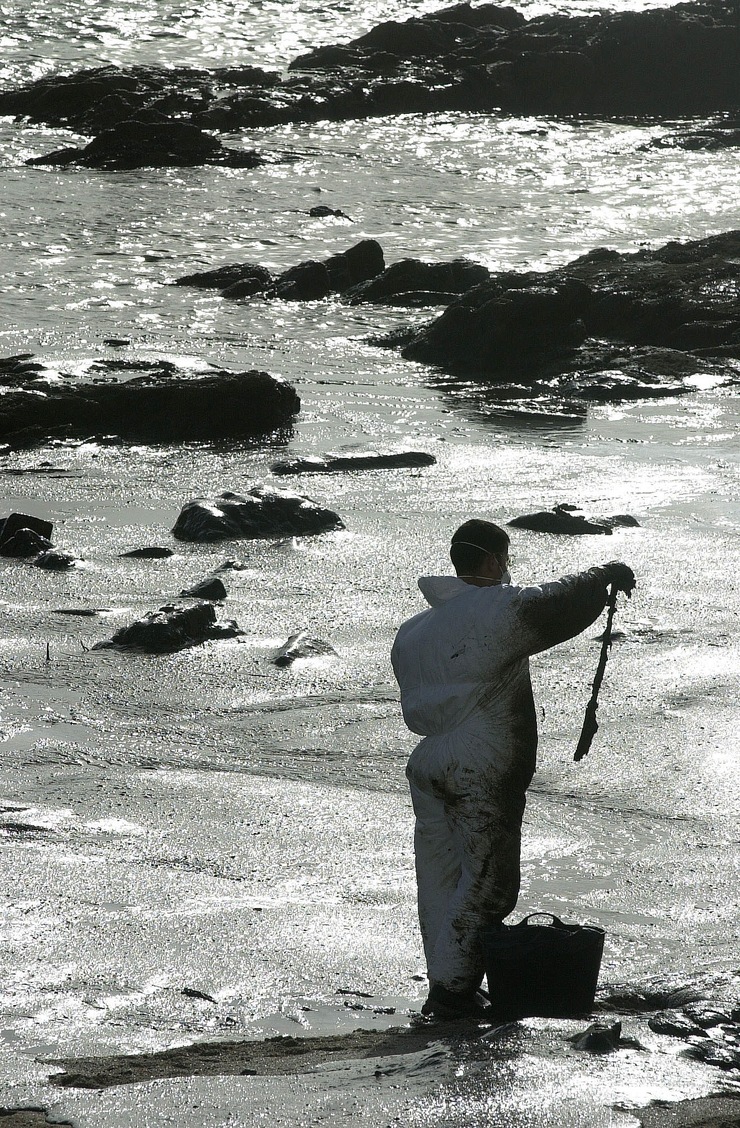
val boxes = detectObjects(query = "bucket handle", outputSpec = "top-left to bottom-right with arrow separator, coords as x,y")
519,912 -> 567,928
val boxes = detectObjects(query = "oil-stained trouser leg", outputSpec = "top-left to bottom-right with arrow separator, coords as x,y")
410,770 -> 525,996
408,780 -> 462,973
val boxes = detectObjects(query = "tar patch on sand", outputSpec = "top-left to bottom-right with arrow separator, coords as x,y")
0,1111 -> 73,1127
635,1095 -> 740,1128
46,1023 -> 455,1089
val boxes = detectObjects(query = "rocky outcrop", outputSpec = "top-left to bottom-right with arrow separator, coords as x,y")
288,0 -> 740,119
0,63 -> 279,133
175,246 -> 487,306
92,603 -> 242,653
171,487 -> 344,542
26,119 -> 293,171
398,230 -> 740,400
175,263 -> 274,294
344,258 -> 490,306
3,3 -> 737,133
0,354 -> 46,386
508,505 -> 640,536
0,368 -> 299,447
176,240 -> 385,301
271,451 -> 436,474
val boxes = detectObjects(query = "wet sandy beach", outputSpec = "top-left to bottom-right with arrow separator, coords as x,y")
1,384 -> 738,1125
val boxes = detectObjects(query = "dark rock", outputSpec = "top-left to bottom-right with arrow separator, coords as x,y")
682,1003 -> 736,1028
214,558 -> 250,572
26,119 -> 283,171
271,631 -> 338,666
34,550 -> 78,570
0,512 -> 53,547
508,505 -> 639,535
175,264 -> 274,292
569,1021 -> 623,1054
346,258 -> 489,304
0,352 -> 42,371
402,281 -> 591,374
648,1011 -> 710,1039
396,230 -> 740,401
681,1038 -> 740,1071
645,116 -> 740,152
171,486 -> 344,542
271,450 -> 436,474
597,981 -> 705,1014
324,240 -> 386,292
90,434 -> 125,447
381,290 -> 467,309
275,260 -> 332,300
89,358 -> 178,376
0,353 -> 46,385
53,608 -> 109,616
309,206 -> 352,220
2,4 -> 738,134
178,239 -> 386,302
0,821 -> 54,836
180,577 -> 228,601
509,511 -> 611,535
120,546 -> 175,559
291,1 -> 740,118
3,464 -> 74,476
635,1097 -> 740,1128
92,602 -> 243,653
0,529 -> 54,557
0,369 -> 299,447
553,345 -> 733,402
0,63 -> 280,133
182,987 -> 217,1003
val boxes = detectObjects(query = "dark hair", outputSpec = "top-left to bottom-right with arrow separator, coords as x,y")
450,519 -> 510,575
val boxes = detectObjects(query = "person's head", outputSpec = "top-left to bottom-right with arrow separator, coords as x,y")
450,519 -> 511,586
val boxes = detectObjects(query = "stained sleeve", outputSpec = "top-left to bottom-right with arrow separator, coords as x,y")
509,566 -> 611,657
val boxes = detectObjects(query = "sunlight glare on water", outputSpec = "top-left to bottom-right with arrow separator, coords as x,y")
1,113 -> 738,362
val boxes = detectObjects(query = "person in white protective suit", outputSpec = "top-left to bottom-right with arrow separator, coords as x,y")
391,518 -> 635,1020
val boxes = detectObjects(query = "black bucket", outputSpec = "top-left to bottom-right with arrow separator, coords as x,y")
484,912 -> 605,1019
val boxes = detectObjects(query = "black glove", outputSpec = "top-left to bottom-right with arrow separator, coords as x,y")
600,561 -> 636,597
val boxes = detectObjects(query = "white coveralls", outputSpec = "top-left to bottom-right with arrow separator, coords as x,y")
391,568 -> 611,995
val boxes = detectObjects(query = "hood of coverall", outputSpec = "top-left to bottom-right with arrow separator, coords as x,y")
418,576 -> 506,606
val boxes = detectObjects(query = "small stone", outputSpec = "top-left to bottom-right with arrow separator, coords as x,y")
648,1010 -> 709,1039
180,577 -> 228,601
120,546 -> 175,558
34,550 -> 78,570
569,1020 -> 622,1053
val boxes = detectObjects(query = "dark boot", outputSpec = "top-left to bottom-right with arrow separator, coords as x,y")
421,983 -> 488,1020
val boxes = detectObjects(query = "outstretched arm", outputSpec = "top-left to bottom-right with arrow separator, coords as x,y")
511,562 -> 635,656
